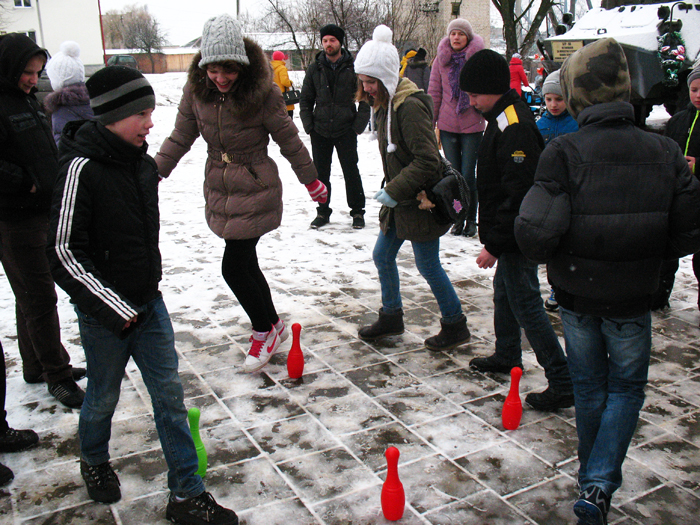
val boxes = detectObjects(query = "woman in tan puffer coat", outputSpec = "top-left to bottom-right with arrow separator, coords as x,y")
155,14 -> 327,374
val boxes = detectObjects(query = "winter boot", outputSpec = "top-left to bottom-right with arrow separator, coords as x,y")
424,314 -> 471,351
450,221 -> 465,236
358,308 -> 404,341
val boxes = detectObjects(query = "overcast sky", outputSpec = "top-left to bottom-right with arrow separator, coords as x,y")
98,0 -> 265,46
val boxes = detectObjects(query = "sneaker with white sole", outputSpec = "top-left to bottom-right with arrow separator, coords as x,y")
243,328 -> 280,373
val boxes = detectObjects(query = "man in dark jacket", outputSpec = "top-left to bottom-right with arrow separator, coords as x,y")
0,33 -> 85,409
515,38 -> 700,525
300,24 -> 370,229
459,49 -> 574,412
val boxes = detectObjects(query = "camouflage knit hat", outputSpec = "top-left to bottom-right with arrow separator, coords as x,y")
560,38 -> 631,119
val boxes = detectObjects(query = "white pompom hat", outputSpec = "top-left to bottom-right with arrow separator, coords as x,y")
46,41 -> 85,91
355,25 -> 400,152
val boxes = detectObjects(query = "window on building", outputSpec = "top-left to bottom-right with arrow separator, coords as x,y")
14,0 -> 32,7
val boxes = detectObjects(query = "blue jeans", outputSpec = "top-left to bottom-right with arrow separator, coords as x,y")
493,253 -> 572,393
440,130 -> 482,222
76,295 -> 204,498
373,226 -> 463,323
560,308 -> 651,497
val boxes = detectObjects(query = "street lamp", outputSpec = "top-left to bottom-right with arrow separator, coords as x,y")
451,1 -> 462,16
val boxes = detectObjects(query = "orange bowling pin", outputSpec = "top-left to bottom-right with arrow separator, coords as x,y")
381,446 -> 405,521
287,322 -> 304,379
502,367 -> 523,430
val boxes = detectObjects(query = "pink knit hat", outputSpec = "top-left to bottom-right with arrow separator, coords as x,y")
272,51 -> 286,61
446,18 -> 474,40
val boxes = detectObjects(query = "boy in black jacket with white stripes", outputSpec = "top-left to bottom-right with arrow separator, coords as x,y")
47,66 -> 237,525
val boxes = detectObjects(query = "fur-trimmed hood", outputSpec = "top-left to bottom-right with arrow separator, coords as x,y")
187,37 -> 272,116
43,82 -> 90,114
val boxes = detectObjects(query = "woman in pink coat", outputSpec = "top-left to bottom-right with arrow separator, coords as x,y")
428,18 -> 485,238
509,53 -> 530,96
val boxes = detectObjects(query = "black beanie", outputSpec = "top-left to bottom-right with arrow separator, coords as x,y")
414,48 -> 427,62
86,66 -> 155,125
459,49 -> 510,95
320,24 -> 345,44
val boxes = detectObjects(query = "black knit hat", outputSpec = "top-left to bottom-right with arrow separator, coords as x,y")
320,24 -> 345,44
86,66 -> 155,125
414,48 -> 427,62
459,49 -> 510,95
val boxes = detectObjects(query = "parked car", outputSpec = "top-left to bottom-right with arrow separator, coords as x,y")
106,55 -> 139,70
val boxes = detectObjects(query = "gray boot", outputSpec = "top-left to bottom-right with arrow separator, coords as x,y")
425,314 -> 471,351
358,308 -> 404,341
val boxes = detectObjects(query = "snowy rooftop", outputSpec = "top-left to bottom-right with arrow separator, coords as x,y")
0,73 -> 697,524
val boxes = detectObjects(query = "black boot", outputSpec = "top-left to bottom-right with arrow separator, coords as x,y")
358,309 -> 404,340
425,315 -> 471,351
450,221 -> 464,236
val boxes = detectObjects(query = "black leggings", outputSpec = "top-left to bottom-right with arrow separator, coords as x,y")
222,238 -> 279,332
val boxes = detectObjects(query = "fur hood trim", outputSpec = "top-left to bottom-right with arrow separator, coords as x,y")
187,37 -> 272,116
43,82 -> 90,113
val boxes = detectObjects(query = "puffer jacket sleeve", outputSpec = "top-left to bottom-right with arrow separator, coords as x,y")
353,101 -> 371,135
299,64 -> 316,134
155,83 -> 201,177
515,141 -> 572,263
47,158 -> 142,338
264,86 -> 318,184
427,64 -> 443,125
667,150 -> 700,258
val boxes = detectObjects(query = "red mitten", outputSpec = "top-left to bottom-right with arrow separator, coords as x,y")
305,180 -> 328,203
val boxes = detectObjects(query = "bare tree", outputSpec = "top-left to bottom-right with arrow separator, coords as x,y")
492,0 -> 556,59
121,5 -> 167,73
102,10 -> 125,49
101,4 -> 167,73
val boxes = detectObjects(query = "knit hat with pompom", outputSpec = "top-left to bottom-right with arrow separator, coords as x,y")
355,25 -> 400,152
46,41 -> 85,91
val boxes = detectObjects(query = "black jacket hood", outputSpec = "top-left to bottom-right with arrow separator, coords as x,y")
0,33 -> 48,93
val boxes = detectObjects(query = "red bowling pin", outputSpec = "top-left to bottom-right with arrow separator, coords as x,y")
502,367 -> 523,430
286,323 -> 304,379
381,446 -> 405,521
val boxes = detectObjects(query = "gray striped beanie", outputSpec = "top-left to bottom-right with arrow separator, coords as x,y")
86,66 -> 155,125
199,14 -> 249,68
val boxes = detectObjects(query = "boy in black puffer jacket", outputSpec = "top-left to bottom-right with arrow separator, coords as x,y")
515,39 -> 700,525
47,66 -> 238,525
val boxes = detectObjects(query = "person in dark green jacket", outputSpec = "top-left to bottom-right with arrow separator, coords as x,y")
353,25 -> 470,351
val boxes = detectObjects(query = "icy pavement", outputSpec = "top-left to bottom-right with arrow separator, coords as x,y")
0,73 -> 698,524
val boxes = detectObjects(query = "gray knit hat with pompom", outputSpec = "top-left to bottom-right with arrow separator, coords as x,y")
199,14 -> 249,69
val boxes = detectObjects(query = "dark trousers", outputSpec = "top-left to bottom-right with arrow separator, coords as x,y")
310,130 -> 365,216
0,341 -> 7,433
0,214 -> 71,383
652,254 -> 700,309
221,237 -> 279,333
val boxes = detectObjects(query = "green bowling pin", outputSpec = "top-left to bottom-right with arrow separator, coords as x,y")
187,407 -> 207,478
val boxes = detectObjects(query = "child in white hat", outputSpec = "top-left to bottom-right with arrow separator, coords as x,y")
44,41 -> 94,144
354,25 -> 471,351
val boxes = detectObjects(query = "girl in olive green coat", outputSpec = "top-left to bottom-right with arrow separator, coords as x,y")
354,25 -> 470,351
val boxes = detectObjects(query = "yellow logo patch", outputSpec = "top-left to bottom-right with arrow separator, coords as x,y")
512,150 -> 526,164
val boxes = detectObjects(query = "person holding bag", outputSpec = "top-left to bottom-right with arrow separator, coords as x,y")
354,25 -> 470,352
271,50 -> 296,118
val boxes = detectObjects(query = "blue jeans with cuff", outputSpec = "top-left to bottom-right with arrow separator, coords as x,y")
560,307 -> 651,497
76,295 -> 204,498
373,225 -> 463,323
